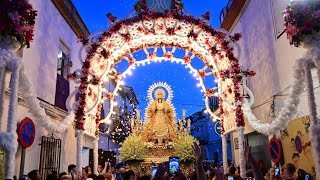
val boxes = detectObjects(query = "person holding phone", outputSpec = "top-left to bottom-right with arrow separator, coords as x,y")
192,142 -> 206,180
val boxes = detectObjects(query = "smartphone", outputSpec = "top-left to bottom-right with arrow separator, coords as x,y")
275,168 -> 280,176
23,175 -> 28,180
228,176 -> 234,180
152,166 -> 157,177
116,172 -> 121,179
305,174 -> 310,180
169,156 -> 180,176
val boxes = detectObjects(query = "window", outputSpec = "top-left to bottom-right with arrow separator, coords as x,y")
57,40 -> 71,78
55,40 -> 71,110
271,0 -> 290,39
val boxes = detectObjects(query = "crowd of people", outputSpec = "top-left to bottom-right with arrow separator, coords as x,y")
21,143 -> 315,180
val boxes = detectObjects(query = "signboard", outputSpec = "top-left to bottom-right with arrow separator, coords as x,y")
268,137 -> 282,163
18,117 -> 36,148
281,116 -> 314,175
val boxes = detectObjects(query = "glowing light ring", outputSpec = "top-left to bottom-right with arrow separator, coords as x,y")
147,82 -> 174,103
66,88 -> 79,111
241,78 -> 255,107
84,85 -> 102,115
73,15 -> 253,134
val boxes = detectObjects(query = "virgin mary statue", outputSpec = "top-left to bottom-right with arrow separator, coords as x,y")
143,88 -> 177,142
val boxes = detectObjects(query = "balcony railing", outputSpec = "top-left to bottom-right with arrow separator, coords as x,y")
219,0 -> 234,24
219,0 -> 247,31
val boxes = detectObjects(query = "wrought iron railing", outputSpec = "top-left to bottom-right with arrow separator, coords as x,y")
219,0 -> 234,24
39,134 -> 61,180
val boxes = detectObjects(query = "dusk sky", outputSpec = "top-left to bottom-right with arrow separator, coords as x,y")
72,0 -> 228,119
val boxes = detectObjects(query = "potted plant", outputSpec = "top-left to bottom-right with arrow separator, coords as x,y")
0,0 -> 37,51
283,0 -> 320,48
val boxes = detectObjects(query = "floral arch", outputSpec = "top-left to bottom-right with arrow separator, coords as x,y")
66,9 -> 255,177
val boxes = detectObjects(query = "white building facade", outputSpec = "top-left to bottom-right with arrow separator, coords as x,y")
0,0 -> 92,178
220,0 -> 318,170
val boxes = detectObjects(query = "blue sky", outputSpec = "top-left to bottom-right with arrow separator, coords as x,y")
72,0 -> 228,118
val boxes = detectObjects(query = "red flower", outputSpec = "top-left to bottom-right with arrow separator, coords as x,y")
114,72 -> 122,82
148,52 -> 156,59
105,92 -> 114,100
121,33 -> 131,42
205,89 -> 214,97
128,57 -> 136,65
166,27 -> 175,35
187,30 -> 198,39
202,11 -> 210,21
106,13 -> 117,22
183,56 -> 191,64
230,33 -> 242,42
198,69 -> 206,79
164,52 -> 173,59
303,20 -> 314,32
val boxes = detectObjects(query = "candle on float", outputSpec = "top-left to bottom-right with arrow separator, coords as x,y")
135,109 -> 141,119
182,109 -> 186,117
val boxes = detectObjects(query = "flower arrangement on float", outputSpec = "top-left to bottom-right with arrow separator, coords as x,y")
174,135 -> 198,162
283,0 -> 320,47
0,0 -> 37,49
119,134 -> 146,161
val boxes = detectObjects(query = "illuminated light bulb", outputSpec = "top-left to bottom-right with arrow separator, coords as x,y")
185,66 -> 188,69
204,110 -> 208,113
196,83 -> 201,87
120,81 -> 125,85
200,90 -> 204,92
143,63 -> 146,66
113,101 -> 118,106
106,119 -> 112,124
193,73 -> 197,77
189,71 -> 192,74
128,71 -> 132,75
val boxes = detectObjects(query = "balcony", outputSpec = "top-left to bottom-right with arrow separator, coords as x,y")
51,0 -> 90,37
220,0 -> 247,31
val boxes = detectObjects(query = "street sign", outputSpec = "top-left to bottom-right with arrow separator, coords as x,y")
268,137 -> 282,163
214,122 -> 222,136
18,117 -> 36,148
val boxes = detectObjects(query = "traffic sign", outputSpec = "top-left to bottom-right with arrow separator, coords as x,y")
268,137 -> 282,163
18,117 -> 36,148
214,122 -> 222,136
